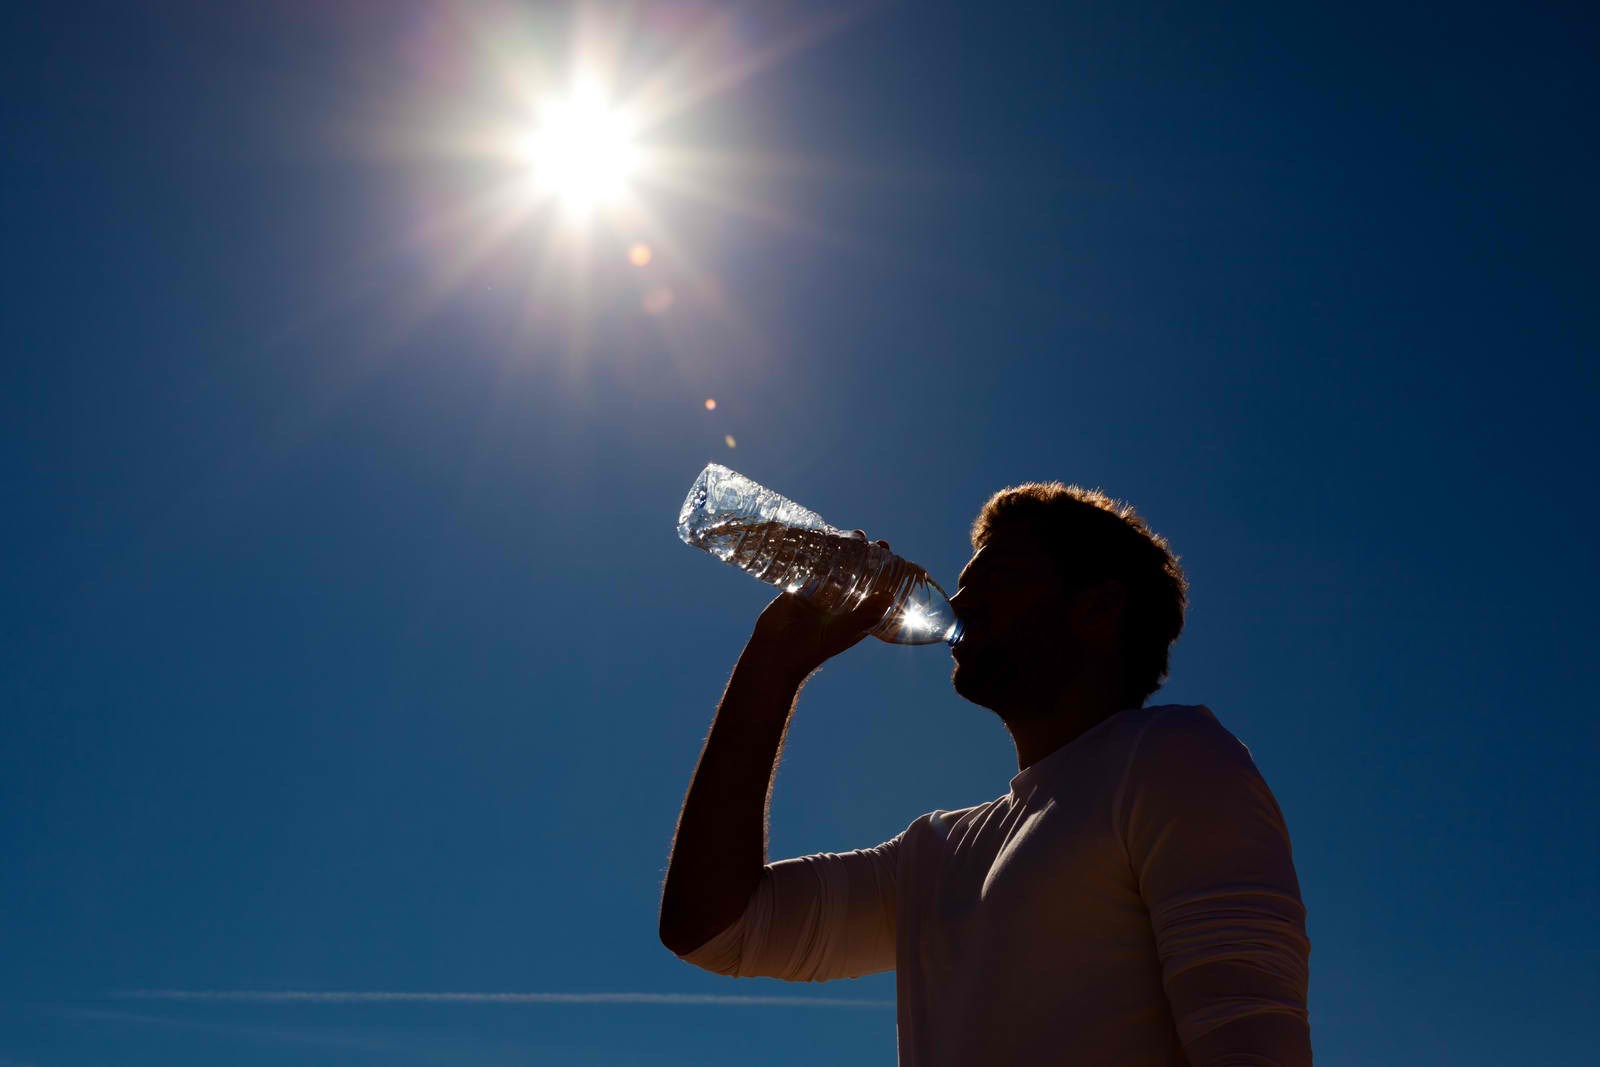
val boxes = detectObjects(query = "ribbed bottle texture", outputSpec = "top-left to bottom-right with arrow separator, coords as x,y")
677,463 -> 961,646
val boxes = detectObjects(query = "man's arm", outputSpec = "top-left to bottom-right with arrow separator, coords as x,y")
1167,966 -> 1313,1067
659,567 -> 893,958
1121,707 -> 1313,1067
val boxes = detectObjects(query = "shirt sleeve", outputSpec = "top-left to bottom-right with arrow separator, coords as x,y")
675,832 -> 903,982
1118,707 -> 1313,1066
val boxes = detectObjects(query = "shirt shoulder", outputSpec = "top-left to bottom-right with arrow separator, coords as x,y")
1128,704 -> 1256,772
1117,703 -> 1290,850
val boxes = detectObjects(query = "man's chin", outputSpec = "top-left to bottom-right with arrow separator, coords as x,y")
953,655 -> 1055,722
951,659 -> 1003,712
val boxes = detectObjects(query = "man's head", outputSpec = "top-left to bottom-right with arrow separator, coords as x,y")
949,483 -> 1187,718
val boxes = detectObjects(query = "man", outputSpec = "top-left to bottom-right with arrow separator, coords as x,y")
659,482 -> 1312,1066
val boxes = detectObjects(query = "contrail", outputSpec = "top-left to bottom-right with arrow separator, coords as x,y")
116,989 -> 893,1009
64,1008 -> 408,1053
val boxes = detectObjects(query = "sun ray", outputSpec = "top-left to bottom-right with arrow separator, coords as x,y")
638,164 -> 883,259
624,2 -> 890,131
646,144 -> 947,188
363,175 -> 547,355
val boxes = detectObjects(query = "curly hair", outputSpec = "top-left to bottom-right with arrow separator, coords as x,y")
971,483 -> 1188,707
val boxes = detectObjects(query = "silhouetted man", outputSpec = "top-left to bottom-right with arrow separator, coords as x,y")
660,483 -> 1312,1066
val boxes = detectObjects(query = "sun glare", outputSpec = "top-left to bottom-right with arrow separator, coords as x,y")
528,85 -> 636,211
377,4 -> 875,369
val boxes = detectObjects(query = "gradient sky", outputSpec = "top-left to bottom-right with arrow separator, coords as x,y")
4,3 -> 1597,1065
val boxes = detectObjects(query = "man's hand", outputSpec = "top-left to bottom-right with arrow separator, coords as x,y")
747,532 -> 897,681
660,532 -> 895,958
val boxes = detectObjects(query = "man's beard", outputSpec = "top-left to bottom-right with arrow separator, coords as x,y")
952,650 -> 1045,721
950,656 -> 998,710
951,641 -> 1080,722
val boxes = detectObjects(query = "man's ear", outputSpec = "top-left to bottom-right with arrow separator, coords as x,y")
1070,578 -> 1126,640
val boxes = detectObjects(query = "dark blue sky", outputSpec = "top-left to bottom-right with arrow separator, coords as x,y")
4,3 -> 1596,1065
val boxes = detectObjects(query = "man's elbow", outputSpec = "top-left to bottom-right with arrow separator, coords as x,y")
659,876 -> 758,963
658,902 -> 739,967
658,918 -> 704,960
660,920 -> 743,977
1167,962 -> 1311,1067
1180,1010 -> 1312,1067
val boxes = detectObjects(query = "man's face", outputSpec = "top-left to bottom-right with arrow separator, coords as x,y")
948,525 -> 1072,715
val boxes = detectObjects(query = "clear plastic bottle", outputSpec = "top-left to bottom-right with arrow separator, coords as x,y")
676,463 -> 962,646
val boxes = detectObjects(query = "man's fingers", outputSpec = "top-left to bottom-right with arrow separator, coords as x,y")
849,581 -> 900,627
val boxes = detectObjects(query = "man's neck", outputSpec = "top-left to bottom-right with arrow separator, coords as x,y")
1002,681 -> 1129,771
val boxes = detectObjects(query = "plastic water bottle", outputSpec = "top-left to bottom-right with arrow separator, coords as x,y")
676,463 -> 962,646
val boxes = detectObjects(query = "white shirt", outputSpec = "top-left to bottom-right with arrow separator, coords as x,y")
679,705 -> 1311,1066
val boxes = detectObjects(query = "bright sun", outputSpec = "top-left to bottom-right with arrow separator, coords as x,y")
527,84 -> 637,212
381,5 -> 867,346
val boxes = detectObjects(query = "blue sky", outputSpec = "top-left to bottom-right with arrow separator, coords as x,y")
3,2 -> 1596,1065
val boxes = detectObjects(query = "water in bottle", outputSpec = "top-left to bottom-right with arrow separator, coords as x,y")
676,463 -> 962,646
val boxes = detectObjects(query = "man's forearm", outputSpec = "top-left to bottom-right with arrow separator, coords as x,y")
658,642 -> 808,957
